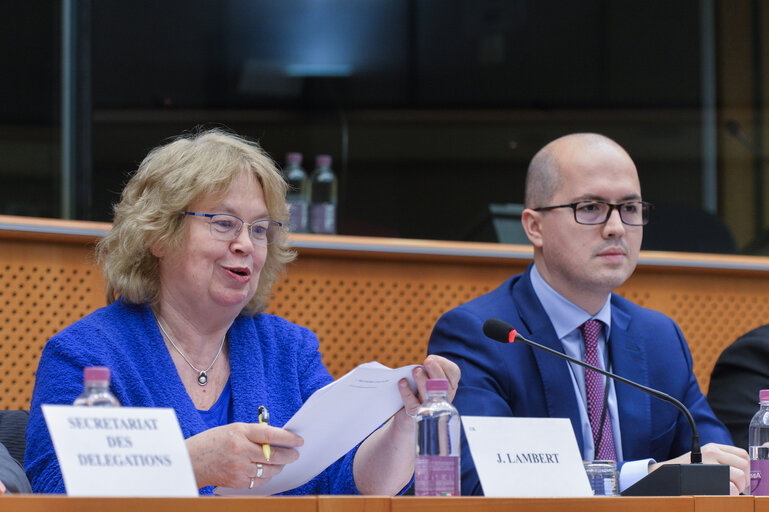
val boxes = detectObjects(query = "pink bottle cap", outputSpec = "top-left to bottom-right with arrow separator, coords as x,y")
84,366 -> 110,383
286,152 -> 302,164
426,378 -> 449,392
315,154 -> 332,167
761,389 -> 769,402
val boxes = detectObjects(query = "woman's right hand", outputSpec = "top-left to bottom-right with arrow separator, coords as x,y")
185,422 -> 303,489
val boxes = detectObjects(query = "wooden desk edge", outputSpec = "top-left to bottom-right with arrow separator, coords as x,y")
3,215 -> 769,272
0,494 -> 317,512
0,495 -> 719,512
0,493 -> 756,512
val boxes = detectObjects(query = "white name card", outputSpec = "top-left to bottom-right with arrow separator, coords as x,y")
42,405 -> 198,497
462,416 -> 591,497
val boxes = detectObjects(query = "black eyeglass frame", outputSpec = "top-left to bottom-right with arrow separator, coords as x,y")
532,200 -> 653,226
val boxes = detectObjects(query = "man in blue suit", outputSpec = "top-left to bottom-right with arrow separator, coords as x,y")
428,133 -> 749,495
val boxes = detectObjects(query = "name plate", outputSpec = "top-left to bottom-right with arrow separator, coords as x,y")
42,405 -> 198,497
462,416 -> 591,497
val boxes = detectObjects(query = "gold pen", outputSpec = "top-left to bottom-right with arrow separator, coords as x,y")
258,405 -> 271,461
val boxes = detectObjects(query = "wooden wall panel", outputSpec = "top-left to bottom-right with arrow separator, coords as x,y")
269,255 -> 527,376
617,268 -> 769,392
3,216 -> 769,412
0,239 -> 106,408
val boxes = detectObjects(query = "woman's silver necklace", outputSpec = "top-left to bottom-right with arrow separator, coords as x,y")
155,316 -> 226,386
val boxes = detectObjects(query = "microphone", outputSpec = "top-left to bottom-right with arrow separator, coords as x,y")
483,318 -> 729,496
481,318 -> 731,496
482,318 -> 703,462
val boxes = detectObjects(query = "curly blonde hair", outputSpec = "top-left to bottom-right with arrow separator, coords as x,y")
96,128 -> 295,314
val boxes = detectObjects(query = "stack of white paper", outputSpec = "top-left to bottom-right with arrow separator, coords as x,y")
216,362 -> 418,496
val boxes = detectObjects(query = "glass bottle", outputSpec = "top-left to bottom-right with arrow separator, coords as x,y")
308,154 -> 338,234
414,378 -> 460,496
284,152 -> 308,233
749,389 -> 769,495
73,366 -> 121,407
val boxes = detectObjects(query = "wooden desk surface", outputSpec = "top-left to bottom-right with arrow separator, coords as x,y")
0,495 -> 759,512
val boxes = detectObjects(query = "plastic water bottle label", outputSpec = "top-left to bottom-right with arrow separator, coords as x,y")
752,459 -> 769,495
415,455 -> 459,496
288,202 -> 307,232
309,204 -> 336,234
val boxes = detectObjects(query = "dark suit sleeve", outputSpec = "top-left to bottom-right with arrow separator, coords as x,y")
615,300 -> 733,464
669,321 -> 734,454
0,442 -> 31,494
428,306 -> 516,496
707,325 -> 769,451
0,410 -> 31,494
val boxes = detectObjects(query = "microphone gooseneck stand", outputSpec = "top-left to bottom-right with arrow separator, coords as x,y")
482,318 -> 730,496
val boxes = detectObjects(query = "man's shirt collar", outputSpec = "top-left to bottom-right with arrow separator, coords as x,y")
529,263 -> 612,339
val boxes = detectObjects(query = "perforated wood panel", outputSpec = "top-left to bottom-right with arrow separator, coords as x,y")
269,258 -> 769,391
617,271 -> 769,396
4,222 -> 769,412
268,258 -> 524,377
0,240 -> 107,409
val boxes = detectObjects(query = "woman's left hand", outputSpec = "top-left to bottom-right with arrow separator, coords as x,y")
352,355 -> 460,494
394,355 -> 460,427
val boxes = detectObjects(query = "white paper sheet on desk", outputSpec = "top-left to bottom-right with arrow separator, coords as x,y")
215,361 -> 419,496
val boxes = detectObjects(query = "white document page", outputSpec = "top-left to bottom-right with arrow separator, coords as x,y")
462,416 -> 592,497
216,361 -> 418,496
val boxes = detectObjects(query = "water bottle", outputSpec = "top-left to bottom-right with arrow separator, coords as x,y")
308,154 -> 337,234
750,389 -> 769,495
284,152 -> 308,233
73,366 -> 121,407
414,378 -> 460,496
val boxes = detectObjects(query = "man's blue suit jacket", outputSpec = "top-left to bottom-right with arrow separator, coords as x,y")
427,265 -> 732,495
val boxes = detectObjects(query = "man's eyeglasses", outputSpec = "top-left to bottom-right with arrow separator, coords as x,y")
181,212 -> 282,245
533,200 -> 653,226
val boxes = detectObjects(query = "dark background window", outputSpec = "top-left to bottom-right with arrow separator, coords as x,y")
1,0 -> 765,253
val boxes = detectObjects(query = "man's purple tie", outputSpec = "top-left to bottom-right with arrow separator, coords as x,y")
580,319 -> 616,461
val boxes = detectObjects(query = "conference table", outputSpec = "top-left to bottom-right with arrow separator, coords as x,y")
0,495 -> 762,512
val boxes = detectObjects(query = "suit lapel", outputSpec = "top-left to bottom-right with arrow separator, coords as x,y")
609,298 -> 651,461
514,267 -> 586,455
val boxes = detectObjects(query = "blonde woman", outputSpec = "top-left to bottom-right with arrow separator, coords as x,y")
26,129 -> 459,495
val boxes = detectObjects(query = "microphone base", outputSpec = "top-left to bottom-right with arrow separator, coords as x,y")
621,464 -> 730,496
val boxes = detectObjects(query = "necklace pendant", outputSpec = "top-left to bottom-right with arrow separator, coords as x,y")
197,371 -> 208,386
